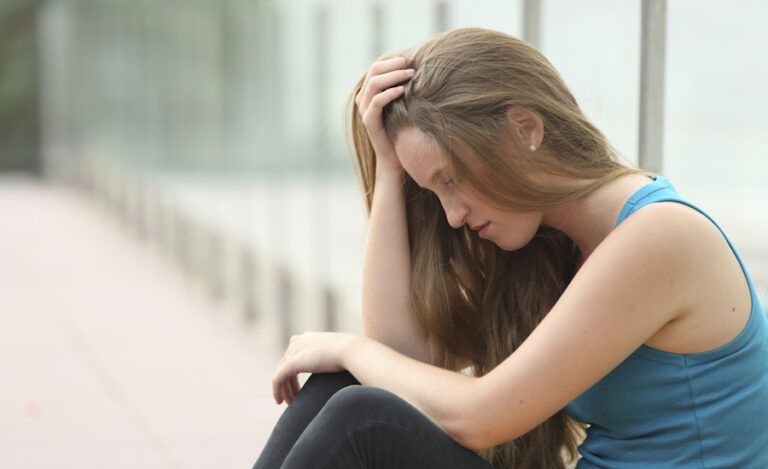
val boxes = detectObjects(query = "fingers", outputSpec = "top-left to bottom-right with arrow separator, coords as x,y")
366,56 -> 408,81
357,68 -> 414,113
290,375 -> 300,399
360,56 -> 407,102
276,376 -> 300,406
356,56 -> 415,114
272,376 -> 289,405
272,376 -> 282,404
282,382 -> 294,405
272,366 -> 288,404
361,86 -> 406,129
272,370 -> 301,406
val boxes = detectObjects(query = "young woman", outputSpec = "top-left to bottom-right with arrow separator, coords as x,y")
254,28 -> 768,468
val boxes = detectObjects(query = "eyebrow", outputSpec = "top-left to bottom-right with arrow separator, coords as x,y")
416,168 -> 445,189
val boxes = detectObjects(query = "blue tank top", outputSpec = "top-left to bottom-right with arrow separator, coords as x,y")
564,175 -> 768,468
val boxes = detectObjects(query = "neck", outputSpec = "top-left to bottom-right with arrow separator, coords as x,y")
541,175 -> 651,266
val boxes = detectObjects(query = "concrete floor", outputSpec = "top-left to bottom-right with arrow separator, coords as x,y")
0,178 -> 284,469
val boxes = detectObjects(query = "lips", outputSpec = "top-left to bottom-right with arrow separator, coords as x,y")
471,222 -> 490,233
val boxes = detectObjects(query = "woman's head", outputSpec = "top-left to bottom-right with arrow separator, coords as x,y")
350,27 -> 646,254
345,27 -> 647,468
380,27 -> 635,214
393,124 -> 545,251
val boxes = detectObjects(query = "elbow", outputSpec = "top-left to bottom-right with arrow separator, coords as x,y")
449,378 -> 527,453
451,423 -> 496,454
439,413 -> 481,453
453,430 -> 486,454
455,406 -> 532,453
443,379 -> 496,453
453,423 -> 514,454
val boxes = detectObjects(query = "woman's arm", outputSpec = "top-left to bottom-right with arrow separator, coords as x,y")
339,334 -> 480,447
273,204 -> 700,450
274,200 -> 694,451
354,57 -> 436,365
362,168 -> 435,365
334,204 -> 695,451
355,57 -> 432,363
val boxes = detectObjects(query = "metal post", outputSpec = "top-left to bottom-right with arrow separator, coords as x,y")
315,3 -> 333,330
241,246 -> 258,324
323,286 -> 339,332
638,0 -> 667,173
371,1 -> 384,59
207,227 -> 224,299
279,267 -> 294,348
435,0 -> 450,33
522,0 -> 542,48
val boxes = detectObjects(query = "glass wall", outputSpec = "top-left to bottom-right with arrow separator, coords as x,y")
38,0 -> 768,347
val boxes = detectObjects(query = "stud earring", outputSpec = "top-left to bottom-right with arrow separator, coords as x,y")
529,144 -> 536,152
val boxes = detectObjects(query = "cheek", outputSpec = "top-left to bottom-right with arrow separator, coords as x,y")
516,213 -> 544,236
494,213 -> 543,250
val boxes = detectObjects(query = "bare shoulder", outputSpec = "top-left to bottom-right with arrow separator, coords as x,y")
610,200 -> 717,259
580,201 -> 702,322
620,199 -> 705,235
609,200 -> 753,353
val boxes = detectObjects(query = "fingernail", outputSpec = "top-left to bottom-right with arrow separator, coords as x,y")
405,68 -> 415,76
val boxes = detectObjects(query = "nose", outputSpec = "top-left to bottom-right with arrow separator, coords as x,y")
444,199 -> 469,229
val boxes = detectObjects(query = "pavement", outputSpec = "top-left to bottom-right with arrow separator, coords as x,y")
0,177 -> 285,469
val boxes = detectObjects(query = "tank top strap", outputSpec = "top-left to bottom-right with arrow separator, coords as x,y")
613,175 -> 681,228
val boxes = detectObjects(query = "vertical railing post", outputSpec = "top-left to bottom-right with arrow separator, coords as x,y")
323,287 -> 339,333
435,0 -> 450,33
279,267 -> 294,348
314,2 -> 334,331
371,0 -> 384,59
241,245 -> 258,324
268,0 -> 290,347
522,0 -> 542,48
638,0 -> 667,173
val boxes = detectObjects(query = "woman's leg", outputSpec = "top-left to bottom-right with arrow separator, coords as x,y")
280,385 -> 494,469
253,371 -> 360,469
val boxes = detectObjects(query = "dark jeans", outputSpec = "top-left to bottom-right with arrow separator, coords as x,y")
252,371 -> 494,469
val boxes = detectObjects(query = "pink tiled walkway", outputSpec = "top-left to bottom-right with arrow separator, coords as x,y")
0,177 -> 283,469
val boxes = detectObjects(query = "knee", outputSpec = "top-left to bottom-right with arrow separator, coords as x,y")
304,370 -> 358,388
326,385 -> 388,410
292,371 -> 360,405
321,386 -> 408,425
279,387 -> 405,468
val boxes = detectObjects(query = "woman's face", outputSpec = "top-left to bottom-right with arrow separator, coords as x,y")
393,126 -> 543,251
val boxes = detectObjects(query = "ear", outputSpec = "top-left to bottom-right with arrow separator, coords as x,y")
505,105 -> 544,150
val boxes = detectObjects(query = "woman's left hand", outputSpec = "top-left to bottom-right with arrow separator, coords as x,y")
272,332 -> 359,405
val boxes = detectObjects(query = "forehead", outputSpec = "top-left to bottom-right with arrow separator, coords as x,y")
393,127 -> 447,184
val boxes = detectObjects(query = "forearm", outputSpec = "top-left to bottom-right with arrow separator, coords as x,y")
361,169 -> 432,363
340,335 -> 480,449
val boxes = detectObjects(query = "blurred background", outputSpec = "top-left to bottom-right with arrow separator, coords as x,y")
1,0 -> 766,468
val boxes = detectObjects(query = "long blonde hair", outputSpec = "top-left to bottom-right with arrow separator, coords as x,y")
345,27 -> 651,468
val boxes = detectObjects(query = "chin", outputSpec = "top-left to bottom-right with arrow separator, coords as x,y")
493,229 -> 539,251
493,238 -> 527,252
